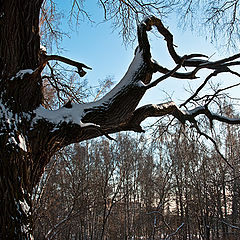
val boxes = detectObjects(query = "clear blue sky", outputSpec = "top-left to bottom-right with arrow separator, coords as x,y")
55,1 -> 239,107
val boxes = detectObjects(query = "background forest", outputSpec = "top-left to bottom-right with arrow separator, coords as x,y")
33,107 -> 240,239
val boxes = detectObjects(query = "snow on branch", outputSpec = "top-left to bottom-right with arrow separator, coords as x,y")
222,220 -> 240,230
31,16 -> 240,147
129,102 -> 240,132
34,104 -> 88,126
33,103 -> 116,141
34,48 -> 145,125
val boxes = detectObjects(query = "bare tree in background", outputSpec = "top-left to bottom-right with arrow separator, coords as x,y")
34,119 -> 240,239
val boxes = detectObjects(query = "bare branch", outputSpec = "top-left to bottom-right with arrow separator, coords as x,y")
41,55 -> 92,77
222,220 -> 240,230
180,70 -> 220,107
152,60 -> 199,79
145,56 -> 186,89
165,223 -> 184,240
32,16 -> 240,176
192,120 -> 234,169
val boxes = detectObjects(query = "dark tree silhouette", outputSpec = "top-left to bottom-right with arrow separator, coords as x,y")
0,1 -> 240,238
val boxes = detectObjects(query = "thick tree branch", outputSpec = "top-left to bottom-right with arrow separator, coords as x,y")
142,16 -> 209,67
2,7 -> 240,237
40,54 -> 92,77
32,16 -> 240,151
129,102 -> 240,129
143,16 -> 240,75
152,61 -> 199,79
29,16 -> 240,185
145,56 -> 186,89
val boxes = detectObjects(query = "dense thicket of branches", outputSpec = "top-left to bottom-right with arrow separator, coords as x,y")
33,120 -> 240,239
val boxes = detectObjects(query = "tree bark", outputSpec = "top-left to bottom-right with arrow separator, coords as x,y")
0,1 -> 43,238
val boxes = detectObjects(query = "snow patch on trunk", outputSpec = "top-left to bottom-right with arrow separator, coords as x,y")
40,45 -> 46,52
19,199 -> 30,215
8,135 -> 27,152
0,100 -> 16,132
18,134 -> 27,152
10,69 -> 34,80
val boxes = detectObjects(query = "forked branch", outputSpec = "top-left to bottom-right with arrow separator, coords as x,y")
33,16 -> 240,153
39,54 -> 92,77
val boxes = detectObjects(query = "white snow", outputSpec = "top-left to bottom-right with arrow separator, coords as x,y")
7,135 -> 27,152
185,106 -> 205,115
21,223 -> 31,235
10,69 -> 34,80
18,134 -> 27,152
0,100 -> 28,151
135,80 -> 146,88
98,49 -> 143,104
34,103 -> 99,128
19,199 -> 30,215
34,104 -> 84,125
154,101 -> 179,110
33,50 -> 144,128
40,45 -> 47,52
9,136 -> 18,145
0,100 -> 17,132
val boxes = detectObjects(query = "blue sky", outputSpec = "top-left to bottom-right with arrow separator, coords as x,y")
55,2 -> 239,107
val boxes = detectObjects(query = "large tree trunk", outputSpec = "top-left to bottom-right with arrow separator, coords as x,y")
1,152 -> 34,238
0,0 -> 43,238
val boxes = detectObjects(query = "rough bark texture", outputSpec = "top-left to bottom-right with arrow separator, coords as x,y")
0,1 -> 240,239
0,0 -> 43,238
